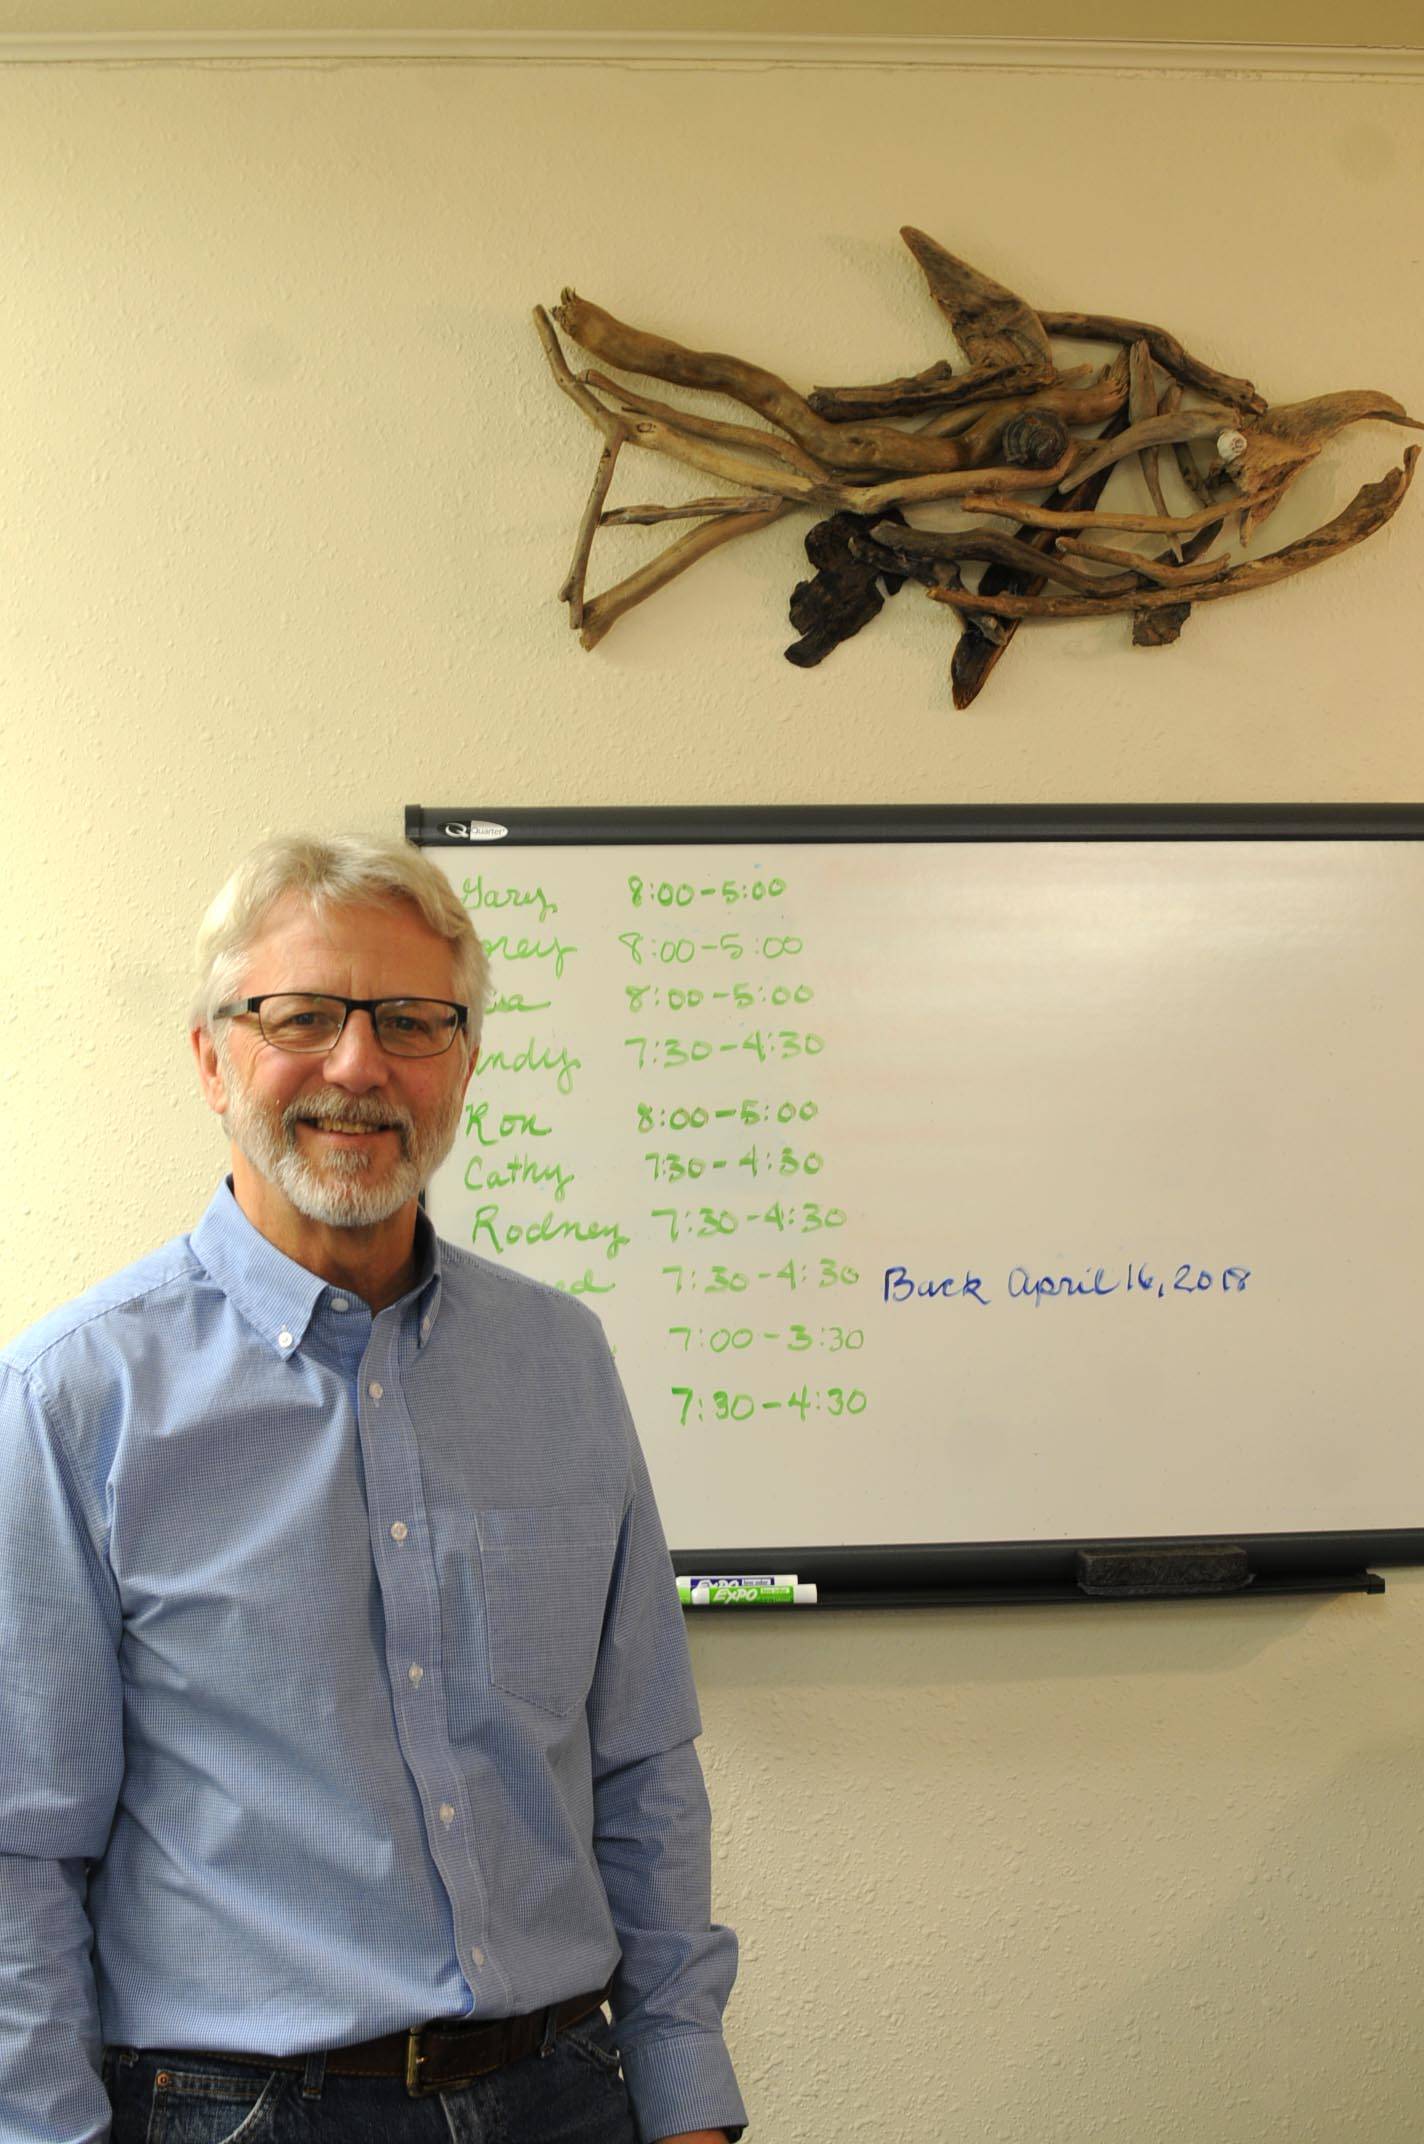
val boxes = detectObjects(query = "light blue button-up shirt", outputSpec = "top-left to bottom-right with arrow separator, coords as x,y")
0,1182 -> 744,2144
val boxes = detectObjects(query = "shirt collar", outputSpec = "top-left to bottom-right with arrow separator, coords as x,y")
190,1179 -> 444,1357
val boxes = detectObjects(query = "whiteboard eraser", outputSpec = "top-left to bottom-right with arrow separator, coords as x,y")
1075,1545 -> 1252,1597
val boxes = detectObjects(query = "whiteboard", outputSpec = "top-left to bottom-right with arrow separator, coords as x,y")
413,807 -> 1424,1577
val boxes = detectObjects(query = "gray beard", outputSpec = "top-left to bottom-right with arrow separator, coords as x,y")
217,1041 -> 464,1229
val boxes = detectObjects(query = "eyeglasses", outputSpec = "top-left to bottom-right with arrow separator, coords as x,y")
215,993 -> 469,1058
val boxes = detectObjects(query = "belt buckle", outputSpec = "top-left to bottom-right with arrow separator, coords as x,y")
405,2026 -> 434,2097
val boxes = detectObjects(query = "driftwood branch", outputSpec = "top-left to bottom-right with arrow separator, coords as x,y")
903,226 -> 1054,387
1228,388 -> 1423,537
614,413 -> 823,505
1053,537 -> 1229,588
1160,379 -> 1218,509
534,302 -> 624,441
916,363 -> 1093,437
563,437 -> 623,627
1128,338 -> 1179,558
601,495 -> 779,526
835,449 -> 1080,518
580,499 -> 792,650
1037,309 -> 1265,414
807,228 -> 1055,420
1066,406 -> 1235,489
862,520 -> 1149,599
863,520 -> 1233,598
584,370 -> 826,480
958,493 -> 1247,536
535,305 -> 632,628
925,452 -> 1416,621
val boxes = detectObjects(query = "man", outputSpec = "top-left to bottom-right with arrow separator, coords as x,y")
0,834 -> 745,2144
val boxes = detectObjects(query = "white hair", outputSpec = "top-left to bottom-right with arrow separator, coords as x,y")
192,833 -> 490,1045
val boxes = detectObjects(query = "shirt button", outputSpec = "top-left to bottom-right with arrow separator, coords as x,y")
368,1381 -> 383,1401
390,1521 -> 408,1543
471,1946 -> 486,1968
420,1318 -> 432,1340
439,1803 -> 455,1825
277,1330 -> 293,1350
332,1296 -> 350,1313
408,1663 -> 424,1685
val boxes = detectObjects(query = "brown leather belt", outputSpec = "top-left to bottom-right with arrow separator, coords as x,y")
173,1982 -> 612,2099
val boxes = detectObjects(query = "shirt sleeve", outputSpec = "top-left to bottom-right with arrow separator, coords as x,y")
0,1362 -> 125,2144
583,1369 -> 748,2144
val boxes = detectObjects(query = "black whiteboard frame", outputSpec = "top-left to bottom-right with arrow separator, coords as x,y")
408,801 -> 1424,1607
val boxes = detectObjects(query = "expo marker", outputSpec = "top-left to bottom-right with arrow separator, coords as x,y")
681,1583 -> 818,1607
677,1574 -> 799,1593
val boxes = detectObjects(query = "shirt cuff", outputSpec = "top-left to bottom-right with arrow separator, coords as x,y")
619,2028 -> 748,2143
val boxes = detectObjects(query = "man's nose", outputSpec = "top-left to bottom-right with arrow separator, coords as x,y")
321,1009 -> 390,1089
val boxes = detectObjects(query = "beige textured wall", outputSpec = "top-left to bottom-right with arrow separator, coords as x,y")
2,50 -> 1421,2142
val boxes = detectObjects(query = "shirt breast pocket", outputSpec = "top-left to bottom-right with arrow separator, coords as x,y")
475,1504 -> 621,1716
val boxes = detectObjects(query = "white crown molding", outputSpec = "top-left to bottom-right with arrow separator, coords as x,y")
0,29 -> 1421,76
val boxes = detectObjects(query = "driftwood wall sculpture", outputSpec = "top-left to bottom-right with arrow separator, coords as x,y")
535,231 -> 1420,707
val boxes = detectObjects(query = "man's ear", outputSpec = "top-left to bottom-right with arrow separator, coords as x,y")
192,1026 -> 228,1117
460,1042 -> 479,1102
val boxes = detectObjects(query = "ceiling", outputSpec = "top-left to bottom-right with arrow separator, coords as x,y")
0,0 -> 1419,47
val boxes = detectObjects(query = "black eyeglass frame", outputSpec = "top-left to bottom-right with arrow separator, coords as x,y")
214,993 -> 470,1057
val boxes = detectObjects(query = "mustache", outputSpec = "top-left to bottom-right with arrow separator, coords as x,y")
283,1094 -> 414,1150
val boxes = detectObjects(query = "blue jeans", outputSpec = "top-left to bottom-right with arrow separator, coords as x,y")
102,2012 -> 639,2143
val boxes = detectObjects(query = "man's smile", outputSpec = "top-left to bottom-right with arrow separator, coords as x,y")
305,1120 -> 396,1138
284,1102 -> 414,1161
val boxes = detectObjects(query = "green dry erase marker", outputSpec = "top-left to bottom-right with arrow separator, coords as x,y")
683,1582 -> 818,1606
677,1574 -> 798,1594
